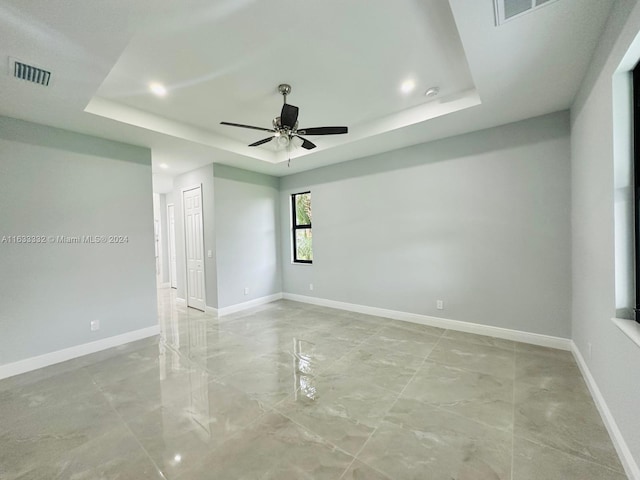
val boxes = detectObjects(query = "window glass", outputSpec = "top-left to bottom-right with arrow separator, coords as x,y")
292,192 -> 312,263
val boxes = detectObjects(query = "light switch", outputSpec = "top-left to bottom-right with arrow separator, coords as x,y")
207,250 -> 212,258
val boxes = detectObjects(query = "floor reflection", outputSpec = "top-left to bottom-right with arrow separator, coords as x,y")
186,316 -> 211,439
293,338 -> 317,401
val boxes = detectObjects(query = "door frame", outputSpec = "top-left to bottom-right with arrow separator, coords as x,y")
181,184 -> 206,310
166,203 -> 177,289
153,193 -> 163,285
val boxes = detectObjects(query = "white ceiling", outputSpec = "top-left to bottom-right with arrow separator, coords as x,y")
0,0 -> 615,182
94,0 -> 475,153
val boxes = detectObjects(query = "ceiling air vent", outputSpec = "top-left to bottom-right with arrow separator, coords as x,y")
494,0 -> 559,25
9,58 -> 51,86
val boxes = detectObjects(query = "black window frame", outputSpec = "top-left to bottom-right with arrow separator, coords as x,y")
633,62 -> 640,323
291,191 -> 312,264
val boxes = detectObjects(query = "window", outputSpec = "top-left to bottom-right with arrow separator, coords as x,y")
494,0 -> 559,25
291,191 -> 312,263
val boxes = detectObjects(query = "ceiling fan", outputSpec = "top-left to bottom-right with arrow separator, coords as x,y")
220,84 -> 348,150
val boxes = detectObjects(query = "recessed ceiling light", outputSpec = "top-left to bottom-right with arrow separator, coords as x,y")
159,163 -> 169,169
149,82 -> 167,97
425,87 -> 440,98
400,79 -> 416,94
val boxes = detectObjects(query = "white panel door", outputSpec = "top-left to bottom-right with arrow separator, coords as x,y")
167,204 -> 177,289
183,187 -> 206,311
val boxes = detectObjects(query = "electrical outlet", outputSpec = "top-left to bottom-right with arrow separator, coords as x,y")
90,320 -> 100,331
207,250 -> 213,258
309,283 -> 314,291
244,287 -> 249,295
436,300 -> 444,310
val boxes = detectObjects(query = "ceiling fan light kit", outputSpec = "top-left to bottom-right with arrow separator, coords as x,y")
277,135 -> 290,147
221,84 -> 348,152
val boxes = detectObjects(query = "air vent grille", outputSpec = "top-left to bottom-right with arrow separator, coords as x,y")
11,59 -> 51,86
494,0 -> 559,25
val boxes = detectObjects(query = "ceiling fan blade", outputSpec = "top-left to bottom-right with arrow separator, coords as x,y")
220,121 -> 274,133
297,126 -> 348,135
249,137 -> 274,147
294,136 -> 316,150
281,104 -> 299,128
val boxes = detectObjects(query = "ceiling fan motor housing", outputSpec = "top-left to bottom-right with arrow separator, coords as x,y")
273,116 -> 298,135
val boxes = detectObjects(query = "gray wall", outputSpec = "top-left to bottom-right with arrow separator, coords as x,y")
171,164 -> 218,308
0,116 -> 158,365
571,0 -> 640,467
280,112 -> 572,338
213,164 -> 282,308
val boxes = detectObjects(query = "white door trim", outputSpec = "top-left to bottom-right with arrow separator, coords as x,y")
167,203 -> 177,289
153,193 -> 163,286
181,185 -> 206,311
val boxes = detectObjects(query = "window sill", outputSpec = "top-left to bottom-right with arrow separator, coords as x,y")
612,317 -> 640,349
291,262 -> 313,266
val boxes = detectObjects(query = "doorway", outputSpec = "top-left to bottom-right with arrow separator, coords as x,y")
182,186 -> 206,311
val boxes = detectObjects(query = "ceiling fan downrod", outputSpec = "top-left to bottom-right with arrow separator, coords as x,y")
278,83 -> 291,104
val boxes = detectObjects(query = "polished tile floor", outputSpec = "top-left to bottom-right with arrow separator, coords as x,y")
0,289 -> 626,479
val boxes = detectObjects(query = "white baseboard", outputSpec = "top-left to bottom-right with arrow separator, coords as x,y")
218,293 -> 284,316
0,325 -> 161,381
176,297 -> 186,305
205,306 -> 219,316
158,282 -> 170,288
283,293 -> 571,350
571,342 -> 640,480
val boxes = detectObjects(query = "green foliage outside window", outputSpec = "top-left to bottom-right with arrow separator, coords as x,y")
295,193 -> 312,225
293,192 -> 312,262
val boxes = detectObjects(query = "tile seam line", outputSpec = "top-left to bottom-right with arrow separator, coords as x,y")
85,370 -> 169,480
380,340 -> 516,432
511,432 -> 627,476
348,330 -> 448,478
424,346 -> 516,382
512,346 -> 624,475
132,329 -> 279,479
168,390 -> 279,479
287,319 -> 441,479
